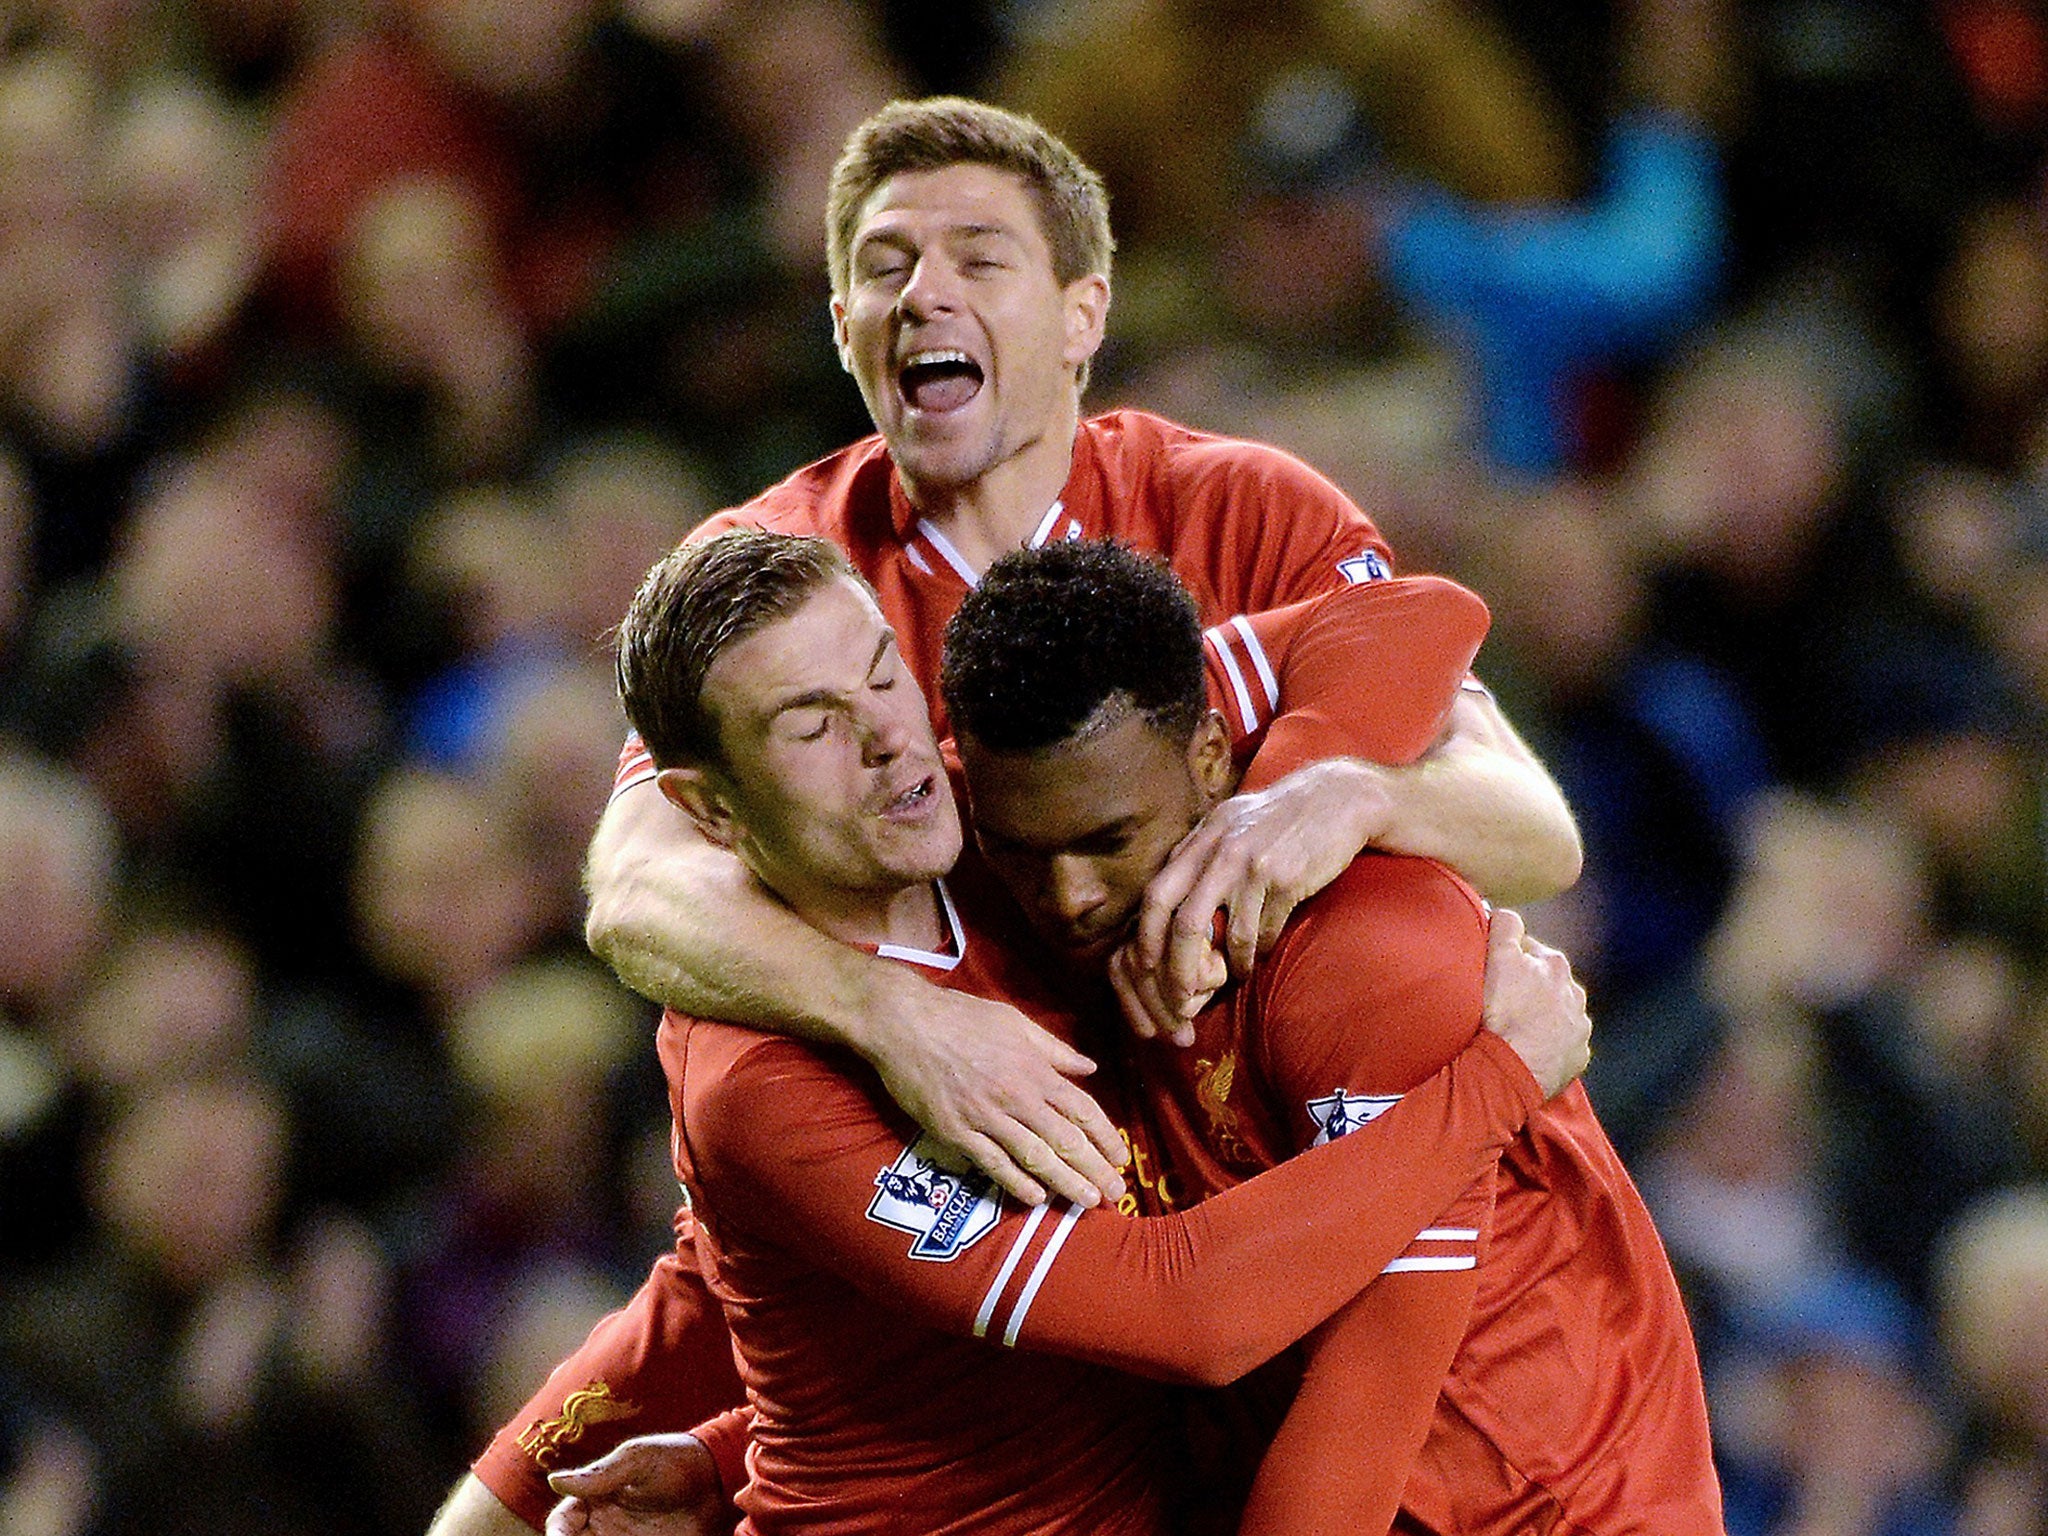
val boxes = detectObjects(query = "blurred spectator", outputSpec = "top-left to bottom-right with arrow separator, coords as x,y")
1375,0 -> 1731,476
1936,1186 -> 2048,1536
1,1074 -> 444,1535
0,49 -> 159,587
1478,479 -> 1769,1009
491,662 -> 630,945
0,3 -> 2045,1523
1714,1267 -> 1961,1536
544,428 -> 713,655
399,482 -> 571,773
1667,792 -> 2028,1305
0,746 -> 116,1267
350,767 -> 545,1021
395,958 -> 648,1451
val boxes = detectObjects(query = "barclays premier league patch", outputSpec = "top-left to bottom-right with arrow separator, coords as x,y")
868,1134 -> 1002,1261
1337,550 -> 1391,584
1305,1090 -> 1402,1146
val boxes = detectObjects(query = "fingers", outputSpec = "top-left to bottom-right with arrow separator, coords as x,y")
1051,1083 -> 1133,1176
1487,905 -> 1527,960
544,1498 -> 587,1536
953,1131 -> 1049,1208
964,1096 -> 1129,1208
1108,946 -> 1163,1041
1132,822 -> 1216,975
1110,942 -> 1195,1047
548,1455 -> 624,1500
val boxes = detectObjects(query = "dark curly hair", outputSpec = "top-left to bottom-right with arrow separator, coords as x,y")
940,540 -> 1205,754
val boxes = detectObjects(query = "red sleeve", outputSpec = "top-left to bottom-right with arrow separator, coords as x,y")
1166,435 -> 1396,613
691,1406 -> 756,1504
1202,576 -> 1491,794
471,1223 -> 747,1529
1242,1265 -> 1478,1536
1237,854 -> 1495,1532
682,1022 -> 1541,1389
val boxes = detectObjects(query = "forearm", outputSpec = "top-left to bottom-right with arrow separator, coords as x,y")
584,782 -> 901,1053
427,1474 -> 536,1536
591,784 -> 1122,1208
1239,1269 -> 1477,1536
1002,1033 -> 1540,1385
1355,688 -> 1581,906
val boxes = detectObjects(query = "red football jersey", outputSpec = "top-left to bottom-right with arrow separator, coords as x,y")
665,871 -> 1544,1535
689,408 -> 1396,737
532,576 -> 1493,1533
1137,876 -> 1724,1536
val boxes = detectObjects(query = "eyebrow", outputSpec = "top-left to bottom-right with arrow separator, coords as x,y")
979,812 -> 1137,856
765,631 -> 896,721
856,220 -> 1017,254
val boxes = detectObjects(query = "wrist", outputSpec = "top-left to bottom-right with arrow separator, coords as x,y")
837,952 -> 916,1060
1324,756 -> 1396,849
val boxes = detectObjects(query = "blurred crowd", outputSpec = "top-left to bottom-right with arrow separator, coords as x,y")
4,0 -> 2048,1532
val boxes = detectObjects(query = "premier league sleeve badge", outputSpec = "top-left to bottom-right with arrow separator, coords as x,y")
867,1134 -> 1004,1261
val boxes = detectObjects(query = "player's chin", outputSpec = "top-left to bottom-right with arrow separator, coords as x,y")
1048,924 -> 1125,970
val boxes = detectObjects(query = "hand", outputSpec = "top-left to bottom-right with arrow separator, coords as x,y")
1122,760 -> 1391,1043
546,1434 -> 732,1536
1479,909 -> 1590,1097
864,971 -> 1129,1209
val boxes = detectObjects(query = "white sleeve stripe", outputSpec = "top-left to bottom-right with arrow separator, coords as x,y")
1383,1256 -> 1478,1273
1206,628 -> 1261,736
1414,1228 -> 1480,1242
974,1205 -> 1049,1338
1227,614 -> 1279,710
1001,1202 -> 1083,1347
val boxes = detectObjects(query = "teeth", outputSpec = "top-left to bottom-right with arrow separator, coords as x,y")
903,349 -> 971,369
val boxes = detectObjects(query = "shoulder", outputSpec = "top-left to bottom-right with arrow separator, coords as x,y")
1264,854 -> 1488,1008
1086,409 -> 1344,496
662,1013 -> 863,1129
1255,856 -> 1489,1089
690,436 -> 894,542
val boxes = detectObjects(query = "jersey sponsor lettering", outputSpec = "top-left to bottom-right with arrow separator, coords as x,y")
867,1134 -> 1003,1260
1305,1089 -> 1403,1147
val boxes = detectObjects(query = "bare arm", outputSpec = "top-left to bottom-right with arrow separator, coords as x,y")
1363,682 -> 1583,907
427,1474 -> 536,1536
1122,685 -> 1582,1038
584,781 -> 1126,1208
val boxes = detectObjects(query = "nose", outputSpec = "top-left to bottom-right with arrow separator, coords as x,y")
858,700 -> 914,767
1045,855 -> 1107,926
896,252 -> 958,321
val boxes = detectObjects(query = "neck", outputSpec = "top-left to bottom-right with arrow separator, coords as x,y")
903,397 -> 1081,574
785,876 -> 947,955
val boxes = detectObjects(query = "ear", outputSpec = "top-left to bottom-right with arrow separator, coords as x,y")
829,296 -> 853,374
1062,272 -> 1110,371
1188,710 -> 1235,807
656,766 -> 739,850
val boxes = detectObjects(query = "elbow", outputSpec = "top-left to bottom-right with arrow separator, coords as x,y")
583,883 -> 627,969
1537,817 -> 1585,899
582,836 -> 636,967
1487,802 -> 1584,908
1154,1307 -> 1271,1389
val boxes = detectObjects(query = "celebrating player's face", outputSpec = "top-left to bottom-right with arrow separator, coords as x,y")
691,577 -> 962,931
831,162 -> 1108,502
963,707 -> 1228,964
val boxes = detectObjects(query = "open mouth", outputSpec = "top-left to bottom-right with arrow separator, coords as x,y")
899,350 -> 983,414
881,775 -> 938,819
